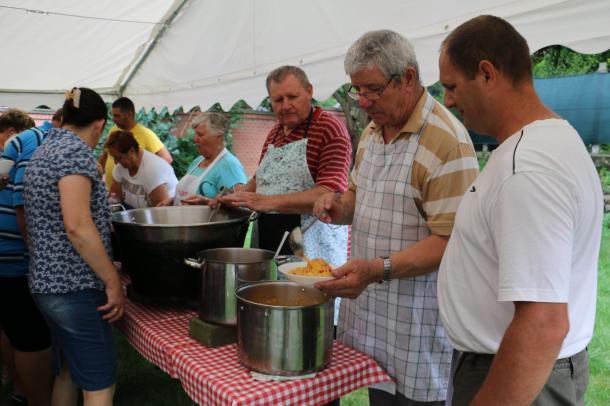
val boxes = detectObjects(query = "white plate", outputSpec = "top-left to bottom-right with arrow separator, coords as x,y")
278,261 -> 334,287
0,160 -> 14,176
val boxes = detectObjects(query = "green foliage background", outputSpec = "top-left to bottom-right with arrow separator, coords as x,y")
95,101 -> 250,179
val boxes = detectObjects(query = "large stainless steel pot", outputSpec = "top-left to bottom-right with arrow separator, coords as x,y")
184,248 -> 276,325
112,206 -> 250,299
236,281 -> 334,376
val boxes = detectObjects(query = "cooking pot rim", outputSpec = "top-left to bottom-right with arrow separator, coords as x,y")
236,281 -> 331,309
111,206 -> 251,227
195,247 -> 275,264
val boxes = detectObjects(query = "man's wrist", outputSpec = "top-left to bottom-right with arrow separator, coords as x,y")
379,256 -> 392,283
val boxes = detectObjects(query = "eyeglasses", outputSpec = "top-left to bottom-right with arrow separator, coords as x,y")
347,74 -> 399,101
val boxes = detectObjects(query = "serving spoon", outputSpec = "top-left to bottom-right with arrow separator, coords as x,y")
207,186 -> 227,223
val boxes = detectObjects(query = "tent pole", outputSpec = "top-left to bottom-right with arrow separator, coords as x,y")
117,0 -> 190,96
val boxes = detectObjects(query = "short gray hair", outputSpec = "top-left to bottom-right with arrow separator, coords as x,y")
344,30 -> 420,82
265,65 -> 311,92
191,112 -> 229,140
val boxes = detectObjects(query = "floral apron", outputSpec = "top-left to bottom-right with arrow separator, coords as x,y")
338,103 -> 451,401
255,116 -> 348,266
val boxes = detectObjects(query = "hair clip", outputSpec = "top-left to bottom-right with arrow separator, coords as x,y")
64,87 -> 81,109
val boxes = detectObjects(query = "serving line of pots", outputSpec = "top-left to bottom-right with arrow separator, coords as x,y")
112,205 -> 334,376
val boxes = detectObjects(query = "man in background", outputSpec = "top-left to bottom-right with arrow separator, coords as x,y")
99,96 -> 172,189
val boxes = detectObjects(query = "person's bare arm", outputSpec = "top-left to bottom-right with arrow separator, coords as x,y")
313,189 -> 356,225
98,150 -> 108,167
237,177 -> 256,192
180,195 -> 211,205
109,180 -> 122,202
221,185 -> 330,214
148,183 -> 170,207
471,302 -> 568,405
155,147 -> 173,164
59,175 -> 125,322
15,206 -> 27,242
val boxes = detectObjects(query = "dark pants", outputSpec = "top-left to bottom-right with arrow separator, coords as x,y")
368,389 -> 445,406
452,349 -> 589,406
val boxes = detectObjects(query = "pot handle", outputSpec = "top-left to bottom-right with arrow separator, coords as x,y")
184,258 -> 205,269
247,211 -> 260,223
110,203 -> 126,213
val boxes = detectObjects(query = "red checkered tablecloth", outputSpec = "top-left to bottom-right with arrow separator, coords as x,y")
116,284 -> 391,405
173,341 -> 390,406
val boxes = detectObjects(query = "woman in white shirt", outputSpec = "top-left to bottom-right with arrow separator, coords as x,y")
106,130 -> 178,208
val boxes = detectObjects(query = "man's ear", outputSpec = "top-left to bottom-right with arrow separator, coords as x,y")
403,67 -> 418,88
306,84 -> 313,99
478,60 -> 496,85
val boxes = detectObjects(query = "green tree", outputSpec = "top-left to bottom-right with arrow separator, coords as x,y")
532,46 -> 610,78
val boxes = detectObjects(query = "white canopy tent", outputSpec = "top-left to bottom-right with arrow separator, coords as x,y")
1,0 -> 610,111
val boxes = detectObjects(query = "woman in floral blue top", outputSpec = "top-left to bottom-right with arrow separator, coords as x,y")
24,87 -> 124,405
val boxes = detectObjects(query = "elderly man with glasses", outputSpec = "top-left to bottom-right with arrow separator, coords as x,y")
313,30 -> 478,406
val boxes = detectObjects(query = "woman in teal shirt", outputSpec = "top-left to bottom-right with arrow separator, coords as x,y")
159,112 -> 247,206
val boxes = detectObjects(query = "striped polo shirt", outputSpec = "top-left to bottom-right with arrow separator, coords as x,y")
0,121 -> 51,277
350,92 -> 478,236
259,106 -> 352,191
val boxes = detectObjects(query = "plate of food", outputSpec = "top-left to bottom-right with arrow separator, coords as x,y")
278,258 -> 335,288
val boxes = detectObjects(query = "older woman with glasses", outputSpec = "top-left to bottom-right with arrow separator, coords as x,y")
158,112 -> 247,206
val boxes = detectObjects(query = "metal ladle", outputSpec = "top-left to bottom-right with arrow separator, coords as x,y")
288,192 -> 341,258
207,186 -> 227,223
287,219 -> 317,259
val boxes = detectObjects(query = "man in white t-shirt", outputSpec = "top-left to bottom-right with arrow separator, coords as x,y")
437,15 -> 603,406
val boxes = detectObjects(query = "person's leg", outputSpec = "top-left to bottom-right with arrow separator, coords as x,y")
34,290 -> 117,406
1,330 -> 12,385
1,334 -> 27,406
51,361 -> 78,406
451,353 -> 493,406
82,386 -> 115,406
1,332 -> 20,390
369,388 -> 446,406
2,277 -> 53,406
14,349 -> 53,406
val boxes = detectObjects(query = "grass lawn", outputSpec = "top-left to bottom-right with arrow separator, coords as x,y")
586,213 -> 610,405
1,215 -> 608,405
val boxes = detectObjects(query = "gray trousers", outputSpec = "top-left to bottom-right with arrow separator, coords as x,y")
451,349 -> 589,406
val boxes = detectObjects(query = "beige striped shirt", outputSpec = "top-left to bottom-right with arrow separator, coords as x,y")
350,91 -> 479,236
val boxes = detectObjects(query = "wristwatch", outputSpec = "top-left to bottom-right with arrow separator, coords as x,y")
379,256 -> 392,283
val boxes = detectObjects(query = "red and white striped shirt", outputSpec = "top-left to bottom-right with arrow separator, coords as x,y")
259,107 -> 352,191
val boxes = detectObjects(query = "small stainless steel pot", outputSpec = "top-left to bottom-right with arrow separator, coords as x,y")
184,248 -> 276,325
236,281 -> 334,376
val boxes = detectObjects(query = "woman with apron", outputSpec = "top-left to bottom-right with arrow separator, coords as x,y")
158,112 -> 247,206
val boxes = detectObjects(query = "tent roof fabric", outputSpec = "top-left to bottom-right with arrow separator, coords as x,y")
1,0 -> 610,111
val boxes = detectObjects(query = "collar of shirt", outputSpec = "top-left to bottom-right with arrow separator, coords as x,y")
277,106 -> 322,138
